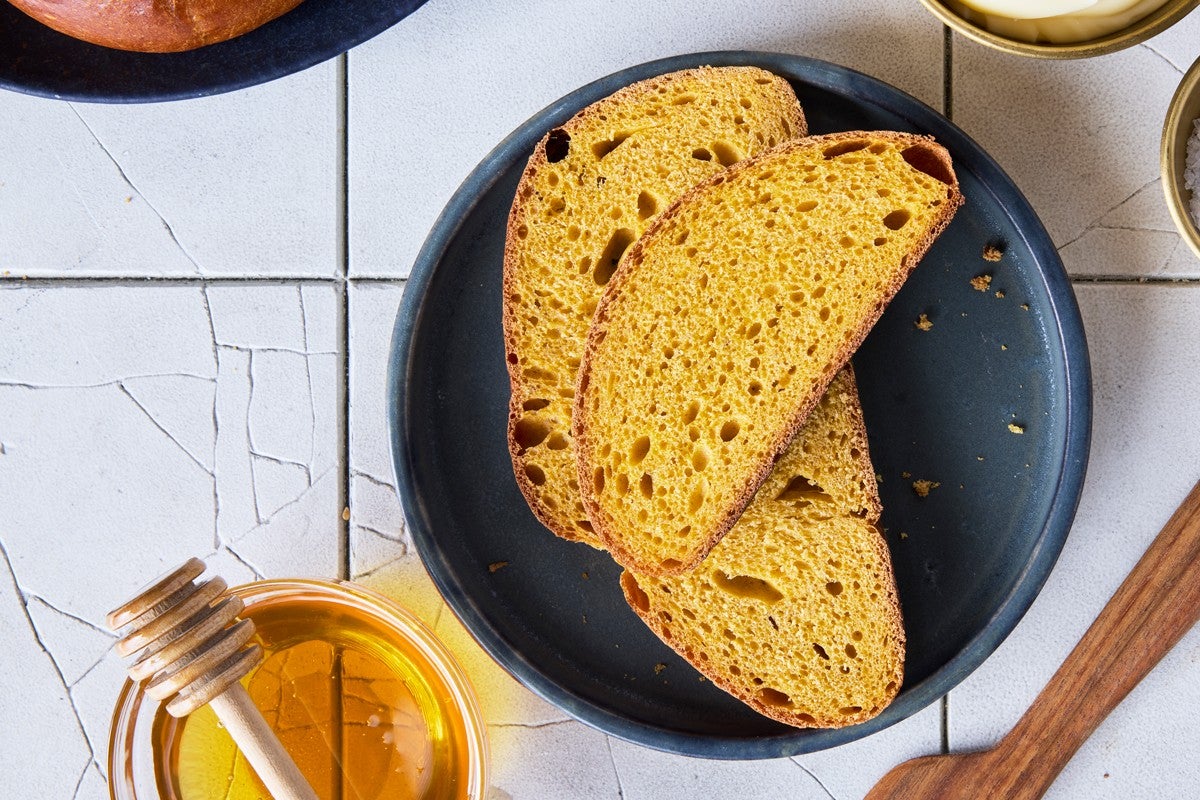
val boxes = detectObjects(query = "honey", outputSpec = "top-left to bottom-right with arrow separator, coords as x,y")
129,581 -> 487,800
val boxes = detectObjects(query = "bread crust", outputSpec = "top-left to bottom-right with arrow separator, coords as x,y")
501,67 -> 806,545
10,0 -> 305,52
574,131 -> 963,577
619,365 -> 907,729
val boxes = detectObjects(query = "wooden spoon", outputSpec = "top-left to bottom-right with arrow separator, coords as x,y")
107,557 -> 319,800
867,478 -> 1200,800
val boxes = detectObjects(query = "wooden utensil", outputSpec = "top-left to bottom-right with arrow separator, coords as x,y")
867,478 -> 1200,800
107,557 -> 319,800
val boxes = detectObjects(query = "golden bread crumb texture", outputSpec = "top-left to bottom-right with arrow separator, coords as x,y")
504,67 -> 805,546
578,132 -> 960,574
621,371 -> 904,728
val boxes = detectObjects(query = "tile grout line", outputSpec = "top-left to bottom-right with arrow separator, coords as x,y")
942,21 -> 953,758
339,50 -> 352,583
332,50 -> 350,787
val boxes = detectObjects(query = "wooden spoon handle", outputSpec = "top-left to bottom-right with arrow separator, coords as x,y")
992,478 -> 1200,797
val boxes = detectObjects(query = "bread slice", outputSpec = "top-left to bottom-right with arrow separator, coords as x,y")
620,367 -> 904,728
575,131 -> 962,575
503,67 -> 806,547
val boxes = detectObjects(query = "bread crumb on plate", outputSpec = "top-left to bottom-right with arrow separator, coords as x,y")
488,561 -> 510,573
970,274 -> 992,291
982,243 -> 1003,262
915,313 -> 933,331
912,479 -> 940,497
1008,423 -> 1025,435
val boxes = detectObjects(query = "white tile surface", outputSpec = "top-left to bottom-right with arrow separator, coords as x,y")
948,284 -> 1200,798
348,0 -> 944,277
953,18 -> 1200,278
0,62 -> 339,278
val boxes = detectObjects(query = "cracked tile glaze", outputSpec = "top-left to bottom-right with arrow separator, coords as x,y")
349,283 -> 412,579
0,62 -> 338,278
954,14 -> 1200,278
0,284 -> 339,799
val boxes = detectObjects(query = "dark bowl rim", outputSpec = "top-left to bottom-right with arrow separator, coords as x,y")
386,50 -> 1092,759
0,0 -> 429,104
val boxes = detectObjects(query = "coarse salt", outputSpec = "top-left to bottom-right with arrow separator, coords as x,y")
1187,117 -> 1200,230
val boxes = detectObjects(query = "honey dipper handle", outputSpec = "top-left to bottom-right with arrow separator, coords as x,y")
992,478 -> 1200,798
208,683 -> 321,800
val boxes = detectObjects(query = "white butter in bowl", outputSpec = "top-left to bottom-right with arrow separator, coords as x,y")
950,0 -> 1171,43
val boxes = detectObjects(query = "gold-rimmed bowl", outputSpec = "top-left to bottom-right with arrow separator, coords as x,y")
920,0 -> 1199,59
1163,55 -> 1200,260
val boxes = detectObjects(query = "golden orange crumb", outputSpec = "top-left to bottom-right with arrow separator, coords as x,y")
581,571 -> 589,580
983,244 -> 1003,262
1021,303 -> 1030,311
654,663 -> 667,675
341,506 -> 350,521
1008,423 -> 1025,434
995,290 -> 1005,298
901,471 -> 911,479
912,479 -> 940,497
900,532 -> 909,540
1001,344 -> 1008,351
488,561 -> 510,573
915,313 -> 933,331
970,274 -> 992,292
875,473 -> 884,484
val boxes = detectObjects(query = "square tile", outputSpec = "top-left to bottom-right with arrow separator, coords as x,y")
953,22 -> 1200,278
0,61 -> 339,278
349,0 -> 944,277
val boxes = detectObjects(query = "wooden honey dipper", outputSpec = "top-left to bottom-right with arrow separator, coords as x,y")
106,557 -> 319,800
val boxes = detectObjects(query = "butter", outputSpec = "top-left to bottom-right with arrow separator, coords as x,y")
952,0 -> 1172,43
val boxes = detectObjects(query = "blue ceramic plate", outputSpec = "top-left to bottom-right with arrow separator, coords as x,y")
389,52 -> 1091,758
0,0 -> 427,102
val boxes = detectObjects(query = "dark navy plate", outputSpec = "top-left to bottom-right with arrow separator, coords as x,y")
0,0 -> 427,102
388,52 -> 1091,758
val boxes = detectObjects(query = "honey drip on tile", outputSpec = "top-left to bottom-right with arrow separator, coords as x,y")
151,593 -> 473,800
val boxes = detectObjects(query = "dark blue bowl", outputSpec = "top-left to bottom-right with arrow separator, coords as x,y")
388,51 -> 1091,758
0,0 -> 428,102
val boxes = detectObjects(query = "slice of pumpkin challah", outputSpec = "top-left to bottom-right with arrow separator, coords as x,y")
621,368 -> 904,728
503,66 -> 806,546
576,131 -> 962,575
